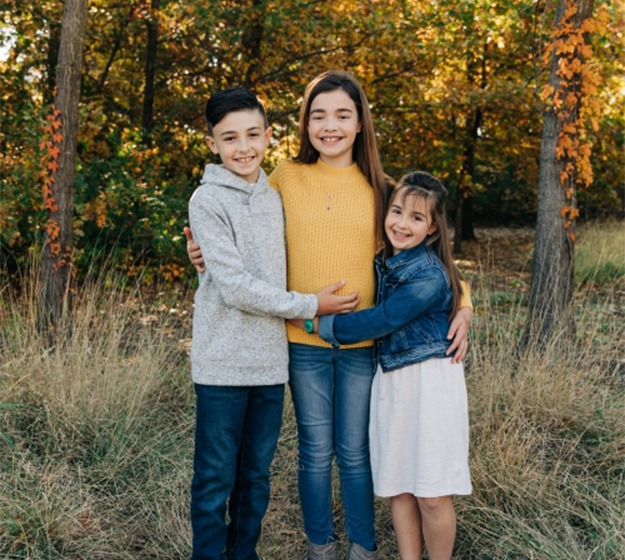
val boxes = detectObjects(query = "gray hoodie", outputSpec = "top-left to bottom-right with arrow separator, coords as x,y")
188,164 -> 318,386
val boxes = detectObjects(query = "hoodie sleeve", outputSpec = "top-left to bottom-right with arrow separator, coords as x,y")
189,187 -> 318,320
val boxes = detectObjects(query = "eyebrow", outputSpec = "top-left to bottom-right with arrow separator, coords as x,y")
218,126 -> 263,137
310,107 -> 354,114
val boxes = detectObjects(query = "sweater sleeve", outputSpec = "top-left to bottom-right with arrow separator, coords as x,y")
189,189 -> 318,320
459,280 -> 472,309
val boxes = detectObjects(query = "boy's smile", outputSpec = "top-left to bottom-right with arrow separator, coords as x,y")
206,109 -> 272,183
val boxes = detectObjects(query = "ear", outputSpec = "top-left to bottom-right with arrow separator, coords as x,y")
205,136 -> 219,155
264,126 -> 273,143
428,222 -> 437,236
356,119 -> 362,134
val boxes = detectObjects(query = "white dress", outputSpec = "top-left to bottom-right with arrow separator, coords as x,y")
369,357 -> 472,498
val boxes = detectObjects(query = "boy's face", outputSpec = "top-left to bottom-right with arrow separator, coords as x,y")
206,109 -> 272,183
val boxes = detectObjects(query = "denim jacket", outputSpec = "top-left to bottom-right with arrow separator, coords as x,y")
318,242 -> 453,372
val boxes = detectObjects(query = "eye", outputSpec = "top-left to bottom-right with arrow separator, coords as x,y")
223,136 -> 235,142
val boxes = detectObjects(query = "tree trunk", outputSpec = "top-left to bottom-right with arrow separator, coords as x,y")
453,106 -> 481,254
39,0 -> 87,330
524,0 -> 595,348
142,0 -> 160,145
241,0 -> 265,88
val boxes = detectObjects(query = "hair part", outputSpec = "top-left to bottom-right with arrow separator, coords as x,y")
294,70 -> 388,245
385,171 -> 464,318
205,87 -> 268,136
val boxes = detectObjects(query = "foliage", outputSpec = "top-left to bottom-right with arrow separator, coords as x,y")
1,0 -> 623,281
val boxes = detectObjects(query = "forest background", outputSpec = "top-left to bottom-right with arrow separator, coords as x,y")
1,1 -> 625,559
1,0 -> 623,282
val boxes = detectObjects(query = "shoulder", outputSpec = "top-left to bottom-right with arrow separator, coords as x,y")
269,159 -> 308,190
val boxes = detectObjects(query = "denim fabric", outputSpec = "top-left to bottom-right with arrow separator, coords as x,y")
318,243 -> 452,372
288,343 -> 376,551
191,383 -> 285,560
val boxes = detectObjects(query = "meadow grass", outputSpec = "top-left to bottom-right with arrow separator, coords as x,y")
1,222 -> 624,559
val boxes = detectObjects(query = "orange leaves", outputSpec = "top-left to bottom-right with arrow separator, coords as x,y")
40,102 -> 64,253
542,0 -> 604,237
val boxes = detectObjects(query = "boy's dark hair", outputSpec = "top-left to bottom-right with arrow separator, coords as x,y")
205,87 -> 268,135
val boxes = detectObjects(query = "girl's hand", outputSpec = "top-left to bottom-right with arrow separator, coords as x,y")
446,306 -> 472,363
316,281 -> 360,315
184,226 -> 206,273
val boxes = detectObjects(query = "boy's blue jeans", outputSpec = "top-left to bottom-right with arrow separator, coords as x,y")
288,343 -> 377,552
190,383 -> 284,560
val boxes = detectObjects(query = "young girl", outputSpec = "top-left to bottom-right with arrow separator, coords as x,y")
312,171 -> 472,560
186,71 -> 472,560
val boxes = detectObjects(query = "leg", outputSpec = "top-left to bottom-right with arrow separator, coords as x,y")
334,347 -> 377,552
288,343 -> 336,545
391,494 -> 423,560
417,496 -> 456,560
191,384 -> 247,560
226,384 -> 285,560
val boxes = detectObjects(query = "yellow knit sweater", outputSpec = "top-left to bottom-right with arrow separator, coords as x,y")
270,159 -> 472,348
270,159 -> 377,348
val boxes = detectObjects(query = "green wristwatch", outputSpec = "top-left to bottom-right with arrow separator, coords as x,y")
304,319 -> 315,334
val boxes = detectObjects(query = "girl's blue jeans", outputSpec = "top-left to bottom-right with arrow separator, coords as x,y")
190,383 -> 284,560
288,343 -> 377,551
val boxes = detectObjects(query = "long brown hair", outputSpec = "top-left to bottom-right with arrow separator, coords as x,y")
294,70 -> 388,245
384,171 -> 464,318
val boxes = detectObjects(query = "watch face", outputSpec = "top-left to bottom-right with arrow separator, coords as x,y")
304,320 -> 314,333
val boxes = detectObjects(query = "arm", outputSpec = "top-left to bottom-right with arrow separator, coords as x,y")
445,281 -> 473,363
318,269 -> 446,346
189,196 -> 358,319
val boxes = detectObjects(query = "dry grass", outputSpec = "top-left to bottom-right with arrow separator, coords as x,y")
1,223 -> 624,559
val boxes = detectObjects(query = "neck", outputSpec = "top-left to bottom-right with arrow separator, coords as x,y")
318,154 -> 354,168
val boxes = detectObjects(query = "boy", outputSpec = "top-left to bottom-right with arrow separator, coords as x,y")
188,87 -> 358,560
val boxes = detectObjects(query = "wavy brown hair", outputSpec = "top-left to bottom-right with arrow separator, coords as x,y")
383,171 -> 464,318
294,70 -> 388,245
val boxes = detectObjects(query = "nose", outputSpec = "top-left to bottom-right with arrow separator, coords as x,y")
236,138 -> 251,152
323,117 -> 338,131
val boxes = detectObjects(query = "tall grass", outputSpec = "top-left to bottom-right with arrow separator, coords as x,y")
1,222 -> 624,559
0,267 -> 194,559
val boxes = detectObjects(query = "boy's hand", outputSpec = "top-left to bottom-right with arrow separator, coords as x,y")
184,226 -> 206,273
316,281 -> 360,315
446,306 -> 472,363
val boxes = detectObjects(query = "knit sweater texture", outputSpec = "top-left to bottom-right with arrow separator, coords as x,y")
270,159 -> 377,348
188,163 -> 318,386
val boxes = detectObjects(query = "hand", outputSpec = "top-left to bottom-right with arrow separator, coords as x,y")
184,226 -> 206,273
315,281 -> 360,315
446,306 -> 472,363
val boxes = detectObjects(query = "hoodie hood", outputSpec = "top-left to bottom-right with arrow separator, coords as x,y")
200,163 -> 269,197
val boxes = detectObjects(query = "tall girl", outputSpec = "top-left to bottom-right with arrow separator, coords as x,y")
186,71 -> 472,560
313,171 -> 472,560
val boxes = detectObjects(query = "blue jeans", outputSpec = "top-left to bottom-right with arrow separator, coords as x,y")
190,383 -> 285,560
288,343 -> 376,551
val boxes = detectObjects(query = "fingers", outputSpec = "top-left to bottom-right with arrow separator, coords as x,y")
183,226 -> 194,242
319,280 -> 346,295
336,293 -> 360,313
